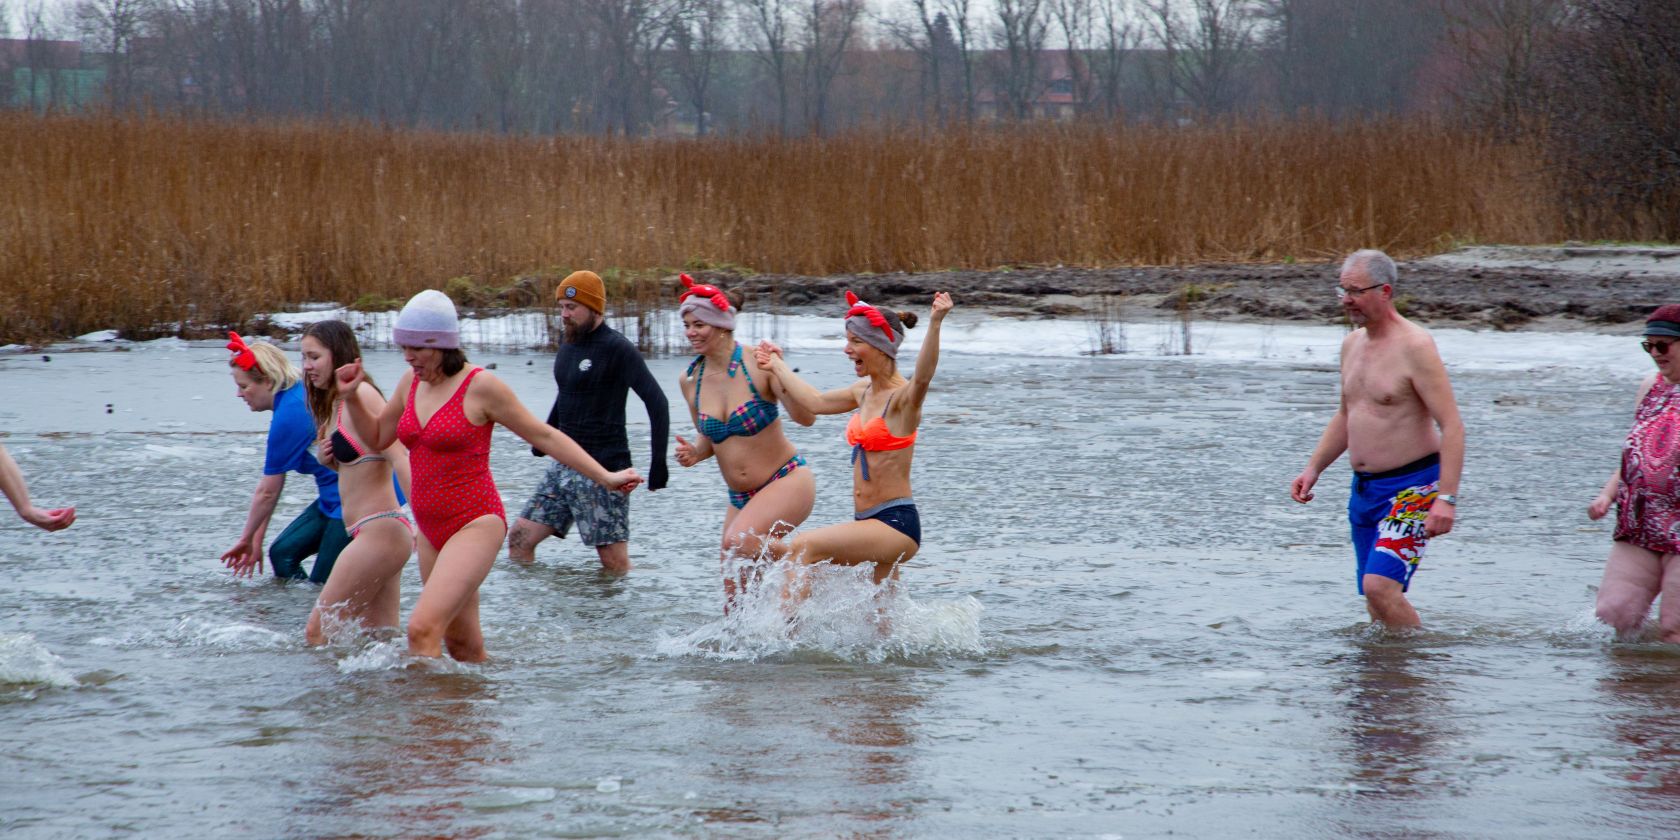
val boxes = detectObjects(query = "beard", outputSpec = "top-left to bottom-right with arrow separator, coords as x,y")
562,313 -> 598,343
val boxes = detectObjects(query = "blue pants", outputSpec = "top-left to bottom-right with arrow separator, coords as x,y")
1348,454 -> 1440,595
268,503 -> 350,584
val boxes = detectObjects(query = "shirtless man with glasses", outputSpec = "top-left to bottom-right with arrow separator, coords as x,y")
1291,249 -> 1466,629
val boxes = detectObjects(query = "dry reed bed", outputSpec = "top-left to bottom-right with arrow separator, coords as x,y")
0,113 -> 1558,343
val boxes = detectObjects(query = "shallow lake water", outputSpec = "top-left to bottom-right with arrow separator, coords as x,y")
1,314 -> 1673,838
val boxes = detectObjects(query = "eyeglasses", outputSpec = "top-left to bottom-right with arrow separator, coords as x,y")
1643,339 -> 1676,355
1335,282 -> 1385,300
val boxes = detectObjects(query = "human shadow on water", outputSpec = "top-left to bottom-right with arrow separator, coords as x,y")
1600,646 -> 1680,822
293,672 -> 506,839
692,665 -> 926,838
1325,638 -> 1457,839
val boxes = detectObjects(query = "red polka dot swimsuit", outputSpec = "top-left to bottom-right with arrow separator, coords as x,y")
397,367 -> 506,549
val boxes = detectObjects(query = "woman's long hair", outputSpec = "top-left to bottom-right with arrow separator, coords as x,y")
302,320 -> 379,430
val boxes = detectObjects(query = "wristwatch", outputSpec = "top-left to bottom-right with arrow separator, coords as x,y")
1437,493 -> 1458,506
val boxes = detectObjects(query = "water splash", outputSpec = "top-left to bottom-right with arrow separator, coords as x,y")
92,616 -> 295,651
336,639 -> 409,673
655,557 -> 984,663
0,633 -> 79,688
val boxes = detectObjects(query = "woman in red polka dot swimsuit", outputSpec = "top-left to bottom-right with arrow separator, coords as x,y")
342,290 -> 642,661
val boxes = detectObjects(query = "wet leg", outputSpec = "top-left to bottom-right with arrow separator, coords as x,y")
408,516 -> 506,662
1362,575 -> 1421,630
1598,542 -> 1661,637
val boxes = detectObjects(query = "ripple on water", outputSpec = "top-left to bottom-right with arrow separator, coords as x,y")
654,559 -> 984,663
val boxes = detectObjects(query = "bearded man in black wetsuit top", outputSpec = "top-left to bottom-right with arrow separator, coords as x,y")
507,270 -> 669,574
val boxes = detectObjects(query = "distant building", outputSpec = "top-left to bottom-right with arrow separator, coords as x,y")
0,38 -> 105,110
976,51 -> 1086,122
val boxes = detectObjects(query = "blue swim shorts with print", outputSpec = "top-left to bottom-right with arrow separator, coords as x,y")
1348,453 -> 1440,595
519,462 -> 630,547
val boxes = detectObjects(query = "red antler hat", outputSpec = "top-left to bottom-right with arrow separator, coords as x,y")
843,291 -> 903,358
678,274 -> 736,330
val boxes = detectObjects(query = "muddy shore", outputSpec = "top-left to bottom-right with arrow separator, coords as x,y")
697,246 -> 1678,333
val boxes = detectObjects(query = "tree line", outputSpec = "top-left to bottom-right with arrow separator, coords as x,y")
2,0 -> 1675,235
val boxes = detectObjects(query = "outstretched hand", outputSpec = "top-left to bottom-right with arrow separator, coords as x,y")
21,505 -> 75,532
220,538 -> 263,579
930,291 -> 953,320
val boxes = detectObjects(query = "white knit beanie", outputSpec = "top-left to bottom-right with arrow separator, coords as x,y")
392,290 -> 460,349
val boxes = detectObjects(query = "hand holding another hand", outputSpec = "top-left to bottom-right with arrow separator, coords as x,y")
608,468 -> 643,494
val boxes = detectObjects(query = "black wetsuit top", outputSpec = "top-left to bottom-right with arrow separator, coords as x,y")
534,322 -> 670,490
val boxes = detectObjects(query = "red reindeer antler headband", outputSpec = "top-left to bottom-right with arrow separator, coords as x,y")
678,274 -> 732,313
226,331 -> 258,371
844,291 -> 895,342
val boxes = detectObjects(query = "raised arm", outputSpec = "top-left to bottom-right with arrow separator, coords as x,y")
755,341 -> 860,417
899,292 -> 952,414
337,360 -> 405,452
475,372 -> 641,493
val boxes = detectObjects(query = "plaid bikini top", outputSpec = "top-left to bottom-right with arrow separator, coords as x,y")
689,344 -> 779,445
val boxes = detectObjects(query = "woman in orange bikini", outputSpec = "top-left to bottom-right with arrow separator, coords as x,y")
755,291 -> 952,585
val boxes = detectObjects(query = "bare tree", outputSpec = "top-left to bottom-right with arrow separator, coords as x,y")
797,0 -> 863,134
935,0 -> 977,121
1145,0 -> 1256,117
878,0 -> 944,123
1090,0 -> 1138,118
1440,0 -> 1564,132
738,0 -> 793,132
991,0 -> 1048,120
1253,0 -> 1448,118
76,0 -> 150,107
669,0 -> 725,134
1050,0 -> 1093,112
1539,0 -> 1680,238
583,0 -> 683,134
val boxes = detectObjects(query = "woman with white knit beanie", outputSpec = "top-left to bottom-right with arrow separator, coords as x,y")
338,290 -> 642,661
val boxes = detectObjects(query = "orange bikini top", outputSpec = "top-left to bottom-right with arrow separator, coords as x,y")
846,411 -> 917,451
846,388 -> 916,481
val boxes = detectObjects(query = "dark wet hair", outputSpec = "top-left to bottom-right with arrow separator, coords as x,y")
302,320 -> 379,428
439,348 -> 468,376
397,344 -> 469,376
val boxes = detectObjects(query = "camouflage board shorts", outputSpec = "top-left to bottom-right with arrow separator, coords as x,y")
519,462 -> 630,546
